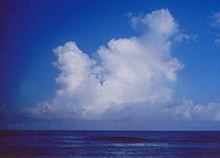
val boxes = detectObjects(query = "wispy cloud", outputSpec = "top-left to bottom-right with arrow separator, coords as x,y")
215,39 -> 220,44
211,12 -> 220,44
211,12 -> 220,28
174,34 -> 198,43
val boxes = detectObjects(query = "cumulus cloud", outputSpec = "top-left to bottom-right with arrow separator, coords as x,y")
131,9 -> 178,37
25,9 -> 185,120
172,99 -> 220,122
174,34 -> 198,43
23,9 -> 220,127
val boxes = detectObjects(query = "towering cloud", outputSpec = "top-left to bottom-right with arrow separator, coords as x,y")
25,9 -> 220,125
26,9 -> 183,120
24,9 -> 220,125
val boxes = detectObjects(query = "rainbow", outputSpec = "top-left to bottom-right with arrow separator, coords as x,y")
136,43 -> 176,81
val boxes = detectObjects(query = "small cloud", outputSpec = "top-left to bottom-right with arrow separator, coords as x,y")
125,12 -> 133,17
173,99 -> 220,122
215,39 -> 220,44
174,34 -> 198,43
210,12 -> 220,44
211,12 -> 220,28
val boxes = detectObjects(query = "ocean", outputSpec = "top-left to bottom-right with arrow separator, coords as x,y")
1,130 -> 220,157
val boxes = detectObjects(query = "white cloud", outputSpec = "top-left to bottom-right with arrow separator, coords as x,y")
131,9 -> 178,37
174,34 -> 198,43
25,9 -> 185,120
215,39 -> 220,44
172,99 -> 220,122
211,12 -> 220,44
26,9 -> 220,125
211,12 -> 220,28
24,9 -> 220,126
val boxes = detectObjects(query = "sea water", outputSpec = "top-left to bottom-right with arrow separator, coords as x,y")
1,130 -> 220,157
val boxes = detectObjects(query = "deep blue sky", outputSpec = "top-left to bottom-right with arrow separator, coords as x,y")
1,0 -> 220,130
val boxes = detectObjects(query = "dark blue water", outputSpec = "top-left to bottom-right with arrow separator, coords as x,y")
1,131 -> 220,157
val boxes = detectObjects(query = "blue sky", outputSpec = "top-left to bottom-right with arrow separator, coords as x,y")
1,0 -> 220,130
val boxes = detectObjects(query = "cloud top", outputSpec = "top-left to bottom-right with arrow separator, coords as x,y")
131,9 -> 178,37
